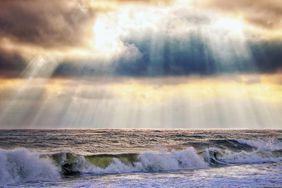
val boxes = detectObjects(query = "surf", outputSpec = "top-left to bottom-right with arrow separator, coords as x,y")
1,137 -> 282,186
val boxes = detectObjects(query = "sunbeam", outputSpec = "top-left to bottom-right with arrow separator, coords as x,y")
0,1 -> 282,187
0,55 -> 60,128
0,0 -> 281,129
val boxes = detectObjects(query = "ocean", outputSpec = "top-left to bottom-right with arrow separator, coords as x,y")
0,129 -> 281,188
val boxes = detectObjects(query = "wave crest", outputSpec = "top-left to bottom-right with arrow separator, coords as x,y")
0,148 -> 59,186
58,147 -> 208,175
1,137 -> 282,186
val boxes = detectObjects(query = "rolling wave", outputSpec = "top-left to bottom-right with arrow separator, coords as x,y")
1,138 -> 282,186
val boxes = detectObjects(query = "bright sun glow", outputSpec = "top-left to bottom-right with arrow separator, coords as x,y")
92,6 -> 163,56
214,17 -> 245,33
93,15 -> 120,55
91,3 -> 247,59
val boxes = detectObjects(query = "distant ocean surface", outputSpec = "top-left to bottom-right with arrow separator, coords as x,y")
0,129 -> 282,188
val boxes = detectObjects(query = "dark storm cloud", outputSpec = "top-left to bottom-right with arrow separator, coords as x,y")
50,38 -> 282,77
0,48 -> 26,76
0,0 -> 94,48
0,0 -> 94,77
250,41 -> 282,73
1,34 -> 281,78
53,63 -> 105,77
114,39 -> 282,76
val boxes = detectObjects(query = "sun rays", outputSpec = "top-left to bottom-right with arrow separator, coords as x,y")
0,75 -> 281,128
0,0 -> 281,129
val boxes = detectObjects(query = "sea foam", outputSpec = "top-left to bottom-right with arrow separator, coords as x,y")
1,140 -> 282,186
236,138 -> 282,151
67,147 -> 209,175
0,148 -> 59,186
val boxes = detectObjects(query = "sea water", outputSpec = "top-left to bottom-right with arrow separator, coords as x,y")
0,129 -> 281,187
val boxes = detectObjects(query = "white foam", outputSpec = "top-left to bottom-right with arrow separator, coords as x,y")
74,147 -> 208,175
202,138 -> 282,165
236,138 -> 282,151
1,145 -> 280,187
137,147 -> 208,171
205,146 -> 282,165
0,148 -> 60,186
60,162 -> 282,188
69,145 -> 282,176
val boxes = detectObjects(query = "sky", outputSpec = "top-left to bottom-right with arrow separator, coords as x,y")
0,0 -> 281,128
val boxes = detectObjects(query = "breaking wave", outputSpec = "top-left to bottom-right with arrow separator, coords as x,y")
56,147 -> 208,176
1,138 -> 282,186
236,138 -> 282,151
0,148 -> 59,186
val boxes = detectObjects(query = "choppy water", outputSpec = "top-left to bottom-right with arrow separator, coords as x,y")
0,129 -> 282,187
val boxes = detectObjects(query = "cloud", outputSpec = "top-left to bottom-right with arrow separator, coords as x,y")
0,0 -> 281,78
250,41 -> 282,73
108,0 -> 173,5
116,0 -> 282,32
201,0 -> 282,30
0,48 -> 26,76
53,5 -> 282,77
49,41 -> 282,78
113,40 -> 282,76
0,0 -> 95,48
